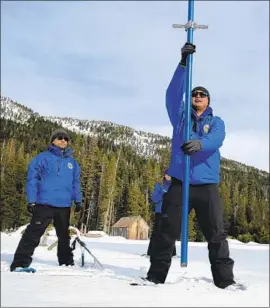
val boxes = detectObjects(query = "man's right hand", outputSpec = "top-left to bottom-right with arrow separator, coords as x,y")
180,42 -> 196,67
27,203 -> 36,215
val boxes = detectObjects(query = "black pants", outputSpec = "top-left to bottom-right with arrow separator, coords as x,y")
147,178 -> 235,289
10,205 -> 74,270
147,213 -> 176,257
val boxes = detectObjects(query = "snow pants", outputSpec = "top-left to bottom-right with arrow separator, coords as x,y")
147,178 -> 235,289
10,205 -> 74,271
147,213 -> 176,257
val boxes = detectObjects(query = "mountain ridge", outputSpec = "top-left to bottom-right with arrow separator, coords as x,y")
1,95 -> 268,176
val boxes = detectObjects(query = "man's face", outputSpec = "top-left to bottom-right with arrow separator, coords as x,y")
192,90 -> 209,110
52,135 -> 69,149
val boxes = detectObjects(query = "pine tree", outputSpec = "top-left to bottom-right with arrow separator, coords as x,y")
188,209 -> 196,241
127,181 -> 145,217
0,140 -> 19,230
15,142 -> 28,227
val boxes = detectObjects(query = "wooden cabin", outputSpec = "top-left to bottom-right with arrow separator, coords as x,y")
111,216 -> 149,240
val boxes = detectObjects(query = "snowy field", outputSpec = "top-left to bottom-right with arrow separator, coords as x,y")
1,228 -> 269,307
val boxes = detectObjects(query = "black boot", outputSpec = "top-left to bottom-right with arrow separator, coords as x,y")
58,247 -> 74,266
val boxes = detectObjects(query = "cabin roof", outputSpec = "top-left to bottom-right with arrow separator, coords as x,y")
112,216 -> 149,228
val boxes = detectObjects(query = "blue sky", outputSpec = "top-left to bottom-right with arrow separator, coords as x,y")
1,1 -> 269,171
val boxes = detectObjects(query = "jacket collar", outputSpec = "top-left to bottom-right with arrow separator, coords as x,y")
47,144 -> 73,157
191,106 -> 213,121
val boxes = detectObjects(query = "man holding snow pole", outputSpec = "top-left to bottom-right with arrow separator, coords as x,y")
145,43 -> 236,289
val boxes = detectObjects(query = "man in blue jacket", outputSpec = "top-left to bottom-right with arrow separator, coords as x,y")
10,129 -> 82,271
145,43 -> 235,289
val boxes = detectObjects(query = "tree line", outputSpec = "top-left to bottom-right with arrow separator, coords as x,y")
0,116 -> 269,243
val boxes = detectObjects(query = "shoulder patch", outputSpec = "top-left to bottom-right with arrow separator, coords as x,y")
67,162 -> 73,169
203,124 -> 210,133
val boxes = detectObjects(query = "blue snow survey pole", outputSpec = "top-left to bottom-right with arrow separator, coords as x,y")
172,0 -> 208,267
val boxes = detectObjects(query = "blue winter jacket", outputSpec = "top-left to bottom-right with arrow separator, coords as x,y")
166,64 -> 225,184
151,180 -> 171,213
26,144 -> 82,207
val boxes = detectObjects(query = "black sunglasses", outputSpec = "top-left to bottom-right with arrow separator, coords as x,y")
192,91 -> 208,98
57,136 -> 69,142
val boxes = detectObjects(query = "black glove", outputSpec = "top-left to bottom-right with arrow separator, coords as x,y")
27,203 -> 36,215
180,42 -> 196,67
74,202 -> 82,213
181,140 -> 202,155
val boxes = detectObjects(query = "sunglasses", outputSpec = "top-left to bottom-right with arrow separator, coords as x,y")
57,136 -> 69,142
192,91 -> 208,98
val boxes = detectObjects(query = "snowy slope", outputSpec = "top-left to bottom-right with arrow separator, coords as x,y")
0,96 -> 38,123
0,96 -> 170,158
44,116 -> 169,157
1,230 -> 269,307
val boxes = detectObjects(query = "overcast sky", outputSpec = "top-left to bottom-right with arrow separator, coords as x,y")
1,1 -> 269,171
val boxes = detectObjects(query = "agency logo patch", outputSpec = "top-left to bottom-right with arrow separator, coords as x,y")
68,163 -> 73,169
203,124 -> 210,134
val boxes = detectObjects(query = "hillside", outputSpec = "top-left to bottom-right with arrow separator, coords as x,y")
1,96 -> 170,159
1,96 -> 268,175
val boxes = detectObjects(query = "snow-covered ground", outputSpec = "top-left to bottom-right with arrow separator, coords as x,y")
1,229 -> 269,307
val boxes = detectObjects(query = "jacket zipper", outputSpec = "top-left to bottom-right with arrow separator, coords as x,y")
57,159 -> 60,175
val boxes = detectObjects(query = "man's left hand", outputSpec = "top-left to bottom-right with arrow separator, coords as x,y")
74,202 -> 82,213
181,140 -> 202,155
